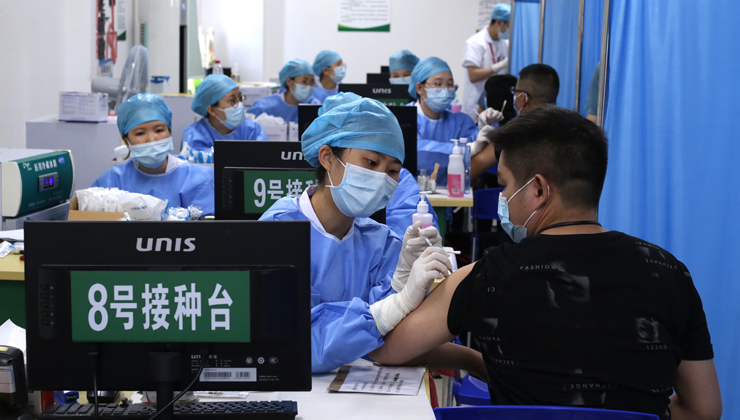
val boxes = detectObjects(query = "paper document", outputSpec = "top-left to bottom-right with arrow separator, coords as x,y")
328,365 -> 425,396
0,230 -> 23,242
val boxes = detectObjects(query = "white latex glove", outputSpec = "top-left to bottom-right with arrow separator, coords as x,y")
478,107 -> 504,127
491,57 -> 509,74
371,247 -> 453,335
391,221 -> 443,292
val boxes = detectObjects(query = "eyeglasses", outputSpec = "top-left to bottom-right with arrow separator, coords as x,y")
224,95 -> 245,108
511,87 -> 531,97
291,77 -> 316,87
424,82 -> 458,91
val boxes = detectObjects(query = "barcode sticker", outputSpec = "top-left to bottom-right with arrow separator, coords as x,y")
199,368 -> 256,382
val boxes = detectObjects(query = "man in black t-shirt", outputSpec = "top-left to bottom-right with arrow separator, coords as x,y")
370,107 -> 722,420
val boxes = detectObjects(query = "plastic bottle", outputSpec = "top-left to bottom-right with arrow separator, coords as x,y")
231,62 -> 240,82
213,60 -> 223,75
447,139 -> 465,198
412,193 -> 434,229
459,137 -> 471,194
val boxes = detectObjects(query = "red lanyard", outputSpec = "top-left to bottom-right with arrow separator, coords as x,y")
488,42 -> 500,64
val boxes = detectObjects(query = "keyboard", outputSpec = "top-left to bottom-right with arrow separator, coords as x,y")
39,401 -> 298,420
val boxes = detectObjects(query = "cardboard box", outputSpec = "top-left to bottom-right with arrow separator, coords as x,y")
261,124 -> 288,141
239,85 -> 272,109
67,197 -> 125,221
59,92 -> 109,123
288,122 -> 299,142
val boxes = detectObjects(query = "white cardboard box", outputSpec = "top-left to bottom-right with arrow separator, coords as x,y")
59,92 -> 109,122
289,122 -> 299,141
261,124 -> 288,141
239,85 -> 272,109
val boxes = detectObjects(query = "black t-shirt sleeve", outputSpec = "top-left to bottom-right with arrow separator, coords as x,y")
677,262 -> 714,360
447,259 -> 488,337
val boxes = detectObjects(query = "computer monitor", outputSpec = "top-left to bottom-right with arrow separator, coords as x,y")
337,84 -> 414,106
297,105 -> 417,176
380,65 -> 390,73
366,73 -> 391,84
24,220 -> 312,405
214,141 -> 389,224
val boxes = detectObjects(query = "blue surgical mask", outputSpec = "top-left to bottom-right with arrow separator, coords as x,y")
389,76 -> 412,85
501,29 -> 510,40
129,136 -> 173,169
291,84 -> 315,102
497,177 -> 537,243
327,157 -> 399,218
424,88 -> 456,112
331,65 -> 346,83
216,102 -> 246,130
513,93 -> 524,115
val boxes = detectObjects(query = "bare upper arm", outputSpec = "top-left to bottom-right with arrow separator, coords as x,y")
370,263 -> 476,365
471,144 -> 498,179
670,359 -> 722,420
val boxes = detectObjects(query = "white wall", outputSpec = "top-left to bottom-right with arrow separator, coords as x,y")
267,0 -> 480,95
199,0 -> 265,82
0,1 -> 96,149
136,0 -> 181,93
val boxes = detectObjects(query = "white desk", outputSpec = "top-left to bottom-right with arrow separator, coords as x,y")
200,359 -> 435,420
426,191 -> 473,208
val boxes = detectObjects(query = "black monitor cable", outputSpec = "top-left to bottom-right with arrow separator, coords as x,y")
146,351 -> 208,420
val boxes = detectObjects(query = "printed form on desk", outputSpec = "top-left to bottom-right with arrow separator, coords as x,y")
328,365 -> 425,396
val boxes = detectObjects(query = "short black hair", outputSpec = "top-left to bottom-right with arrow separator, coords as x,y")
316,147 -> 346,184
490,106 -> 608,209
518,64 -> 560,104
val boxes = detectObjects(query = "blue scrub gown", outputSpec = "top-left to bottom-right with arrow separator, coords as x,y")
91,157 -> 215,217
181,118 -> 268,152
415,105 -> 479,182
248,93 -> 321,124
311,84 -> 339,104
259,188 -> 402,373
386,168 -> 439,238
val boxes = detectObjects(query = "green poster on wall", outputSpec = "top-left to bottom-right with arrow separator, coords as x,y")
338,0 -> 391,32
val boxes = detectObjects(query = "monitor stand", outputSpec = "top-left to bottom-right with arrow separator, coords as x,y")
149,352 -> 183,420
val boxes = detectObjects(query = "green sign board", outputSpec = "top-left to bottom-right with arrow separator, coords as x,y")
243,170 -> 317,214
71,271 -> 250,343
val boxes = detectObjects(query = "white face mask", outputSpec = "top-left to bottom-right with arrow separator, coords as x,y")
513,92 -> 525,115
291,84 -> 315,102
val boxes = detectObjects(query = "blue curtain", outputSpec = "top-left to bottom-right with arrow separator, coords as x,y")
578,0 -> 603,116
541,0 -> 579,109
510,0 -> 541,78
600,1 -> 740,418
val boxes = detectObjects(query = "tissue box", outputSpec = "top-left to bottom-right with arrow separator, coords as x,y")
261,124 -> 288,141
239,85 -> 272,109
59,92 -> 109,123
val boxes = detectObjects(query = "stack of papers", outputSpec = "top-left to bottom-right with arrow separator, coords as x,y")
328,365 -> 425,396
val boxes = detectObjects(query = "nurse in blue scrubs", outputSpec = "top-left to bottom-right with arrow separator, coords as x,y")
92,94 -> 215,216
259,96 -> 450,373
182,74 -> 267,152
311,50 -> 345,103
409,57 -> 478,183
248,59 -> 321,123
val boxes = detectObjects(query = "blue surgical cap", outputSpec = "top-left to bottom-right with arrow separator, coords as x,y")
302,98 -> 404,167
279,59 -> 314,89
116,94 -> 172,136
191,74 -> 238,116
491,3 -> 511,21
389,50 -> 419,73
318,92 -> 363,116
312,50 -> 342,77
408,57 -> 452,99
